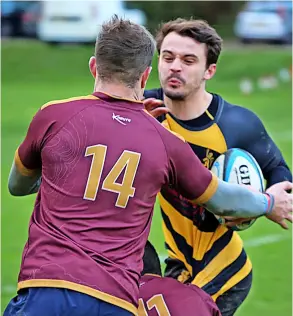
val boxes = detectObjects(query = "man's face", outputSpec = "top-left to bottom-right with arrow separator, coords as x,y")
158,32 -> 216,100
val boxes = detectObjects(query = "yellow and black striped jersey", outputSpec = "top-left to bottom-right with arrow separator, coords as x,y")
144,88 -> 292,301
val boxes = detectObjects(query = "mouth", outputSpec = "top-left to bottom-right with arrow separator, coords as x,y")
167,78 -> 182,87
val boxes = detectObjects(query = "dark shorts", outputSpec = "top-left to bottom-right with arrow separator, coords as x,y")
4,287 -> 133,316
165,257 -> 253,316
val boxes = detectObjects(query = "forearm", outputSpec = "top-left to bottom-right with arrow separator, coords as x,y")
8,162 -> 41,196
265,163 -> 292,189
204,179 -> 273,218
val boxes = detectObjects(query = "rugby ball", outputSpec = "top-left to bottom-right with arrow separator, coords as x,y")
211,148 -> 265,231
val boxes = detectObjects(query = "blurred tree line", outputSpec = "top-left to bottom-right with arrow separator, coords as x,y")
125,1 -> 246,38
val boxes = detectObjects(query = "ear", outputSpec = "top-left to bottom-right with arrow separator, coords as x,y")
141,66 -> 152,89
89,56 -> 97,78
204,64 -> 217,80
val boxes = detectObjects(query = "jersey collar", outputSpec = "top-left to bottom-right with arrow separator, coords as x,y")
93,92 -> 144,110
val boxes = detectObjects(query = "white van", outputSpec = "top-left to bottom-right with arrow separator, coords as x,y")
37,0 -> 146,44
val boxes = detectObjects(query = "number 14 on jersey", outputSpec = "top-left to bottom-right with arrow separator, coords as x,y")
83,144 -> 141,208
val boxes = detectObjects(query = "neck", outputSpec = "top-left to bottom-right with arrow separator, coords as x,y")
94,80 -> 141,101
164,88 -> 213,121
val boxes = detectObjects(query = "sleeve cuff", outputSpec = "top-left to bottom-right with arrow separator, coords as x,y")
264,193 -> 274,215
14,149 -> 38,177
192,173 -> 219,204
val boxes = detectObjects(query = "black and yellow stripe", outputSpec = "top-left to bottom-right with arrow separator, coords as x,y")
201,249 -> 252,301
160,113 -> 252,300
163,115 -> 228,154
160,192 -> 252,300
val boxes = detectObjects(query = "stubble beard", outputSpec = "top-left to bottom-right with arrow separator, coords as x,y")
163,81 -> 202,101
164,89 -> 187,101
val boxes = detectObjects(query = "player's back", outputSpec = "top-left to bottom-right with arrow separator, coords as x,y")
17,92 -> 174,313
138,275 -> 221,316
38,92 -> 169,265
18,91 -> 215,313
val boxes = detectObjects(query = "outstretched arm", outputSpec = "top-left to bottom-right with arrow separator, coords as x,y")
160,125 -> 292,230
203,179 -> 273,218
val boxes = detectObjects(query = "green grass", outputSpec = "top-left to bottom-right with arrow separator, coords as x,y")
1,41 -> 292,315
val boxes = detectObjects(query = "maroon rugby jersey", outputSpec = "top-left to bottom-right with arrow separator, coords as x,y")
14,92 -> 218,315
138,275 -> 221,316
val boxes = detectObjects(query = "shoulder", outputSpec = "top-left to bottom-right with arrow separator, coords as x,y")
41,94 -> 99,111
139,275 -> 181,290
27,94 -> 100,137
34,94 -> 99,124
219,96 -> 265,131
144,88 -> 164,101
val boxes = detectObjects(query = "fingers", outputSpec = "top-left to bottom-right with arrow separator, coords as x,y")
286,192 -> 293,204
222,216 -> 236,221
142,98 -> 170,118
266,181 -> 293,196
279,220 -> 289,230
281,181 -> 293,191
286,213 -> 293,223
225,220 -> 243,227
275,214 -> 292,230
143,98 -> 164,111
149,108 -> 170,118
278,181 -> 293,192
223,218 -> 252,227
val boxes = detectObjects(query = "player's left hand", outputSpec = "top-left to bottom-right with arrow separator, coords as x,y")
223,216 -> 257,228
143,98 -> 170,118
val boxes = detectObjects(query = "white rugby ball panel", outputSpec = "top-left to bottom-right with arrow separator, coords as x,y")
210,154 -> 225,180
210,148 -> 265,231
211,148 -> 265,192
223,148 -> 264,192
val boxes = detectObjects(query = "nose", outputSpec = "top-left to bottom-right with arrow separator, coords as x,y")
170,57 -> 182,73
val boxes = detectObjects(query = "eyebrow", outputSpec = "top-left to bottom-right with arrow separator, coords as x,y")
162,50 -> 198,59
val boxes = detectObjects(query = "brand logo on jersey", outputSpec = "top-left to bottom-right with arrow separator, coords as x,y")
203,149 -> 214,169
112,113 -> 131,125
177,270 -> 191,283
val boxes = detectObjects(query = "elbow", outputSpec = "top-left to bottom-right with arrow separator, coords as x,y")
8,183 -> 26,196
7,162 -> 41,196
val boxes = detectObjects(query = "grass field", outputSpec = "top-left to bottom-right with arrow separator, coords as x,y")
1,40 -> 292,315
